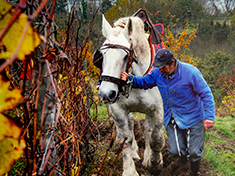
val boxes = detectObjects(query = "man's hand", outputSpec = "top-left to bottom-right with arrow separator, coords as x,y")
204,119 -> 214,131
95,85 -> 100,90
121,71 -> 130,81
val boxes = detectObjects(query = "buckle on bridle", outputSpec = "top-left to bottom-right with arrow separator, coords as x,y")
121,76 -> 133,98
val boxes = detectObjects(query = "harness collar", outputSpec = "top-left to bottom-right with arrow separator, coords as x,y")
143,35 -> 155,75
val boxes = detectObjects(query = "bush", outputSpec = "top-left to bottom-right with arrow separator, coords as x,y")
196,51 -> 234,109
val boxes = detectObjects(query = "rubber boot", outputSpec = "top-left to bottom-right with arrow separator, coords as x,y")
190,159 -> 201,176
179,156 -> 189,171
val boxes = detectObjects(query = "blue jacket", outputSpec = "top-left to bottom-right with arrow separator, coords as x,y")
130,59 -> 215,129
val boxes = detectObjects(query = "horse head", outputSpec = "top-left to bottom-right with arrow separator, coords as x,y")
99,15 -> 145,103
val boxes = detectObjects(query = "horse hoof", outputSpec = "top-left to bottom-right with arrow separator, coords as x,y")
142,160 -> 151,168
123,170 -> 139,176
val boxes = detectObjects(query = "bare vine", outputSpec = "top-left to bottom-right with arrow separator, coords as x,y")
0,0 -> 127,175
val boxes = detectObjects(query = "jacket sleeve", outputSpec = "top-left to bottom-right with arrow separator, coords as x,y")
191,68 -> 215,122
129,68 -> 158,90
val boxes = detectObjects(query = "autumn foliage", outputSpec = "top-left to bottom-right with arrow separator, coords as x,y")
0,76 -> 25,175
105,0 -> 143,23
217,68 -> 235,116
163,23 -> 197,66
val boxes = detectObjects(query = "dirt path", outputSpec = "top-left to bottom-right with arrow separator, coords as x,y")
133,119 -> 215,176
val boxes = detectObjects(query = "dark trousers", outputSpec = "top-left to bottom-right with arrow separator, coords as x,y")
166,118 -> 204,162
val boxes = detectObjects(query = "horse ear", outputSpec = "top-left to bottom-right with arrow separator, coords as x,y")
124,18 -> 133,37
102,14 -> 112,37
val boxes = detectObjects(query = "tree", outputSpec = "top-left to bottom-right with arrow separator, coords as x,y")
54,0 -> 68,13
101,0 -> 112,14
104,0 -> 143,23
174,0 -> 205,26
145,0 -> 206,30
82,0 -> 88,22
206,0 -> 235,15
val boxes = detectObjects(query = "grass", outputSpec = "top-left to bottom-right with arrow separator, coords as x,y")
203,116 -> 235,176
9,157 -> 24,175
90,103 -> 110,121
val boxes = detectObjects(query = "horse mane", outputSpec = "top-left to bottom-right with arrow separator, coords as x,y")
113,17 -> 145,38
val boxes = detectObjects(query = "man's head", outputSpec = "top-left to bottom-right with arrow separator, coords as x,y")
152,49 -> 174,68
152,49 -> 176,75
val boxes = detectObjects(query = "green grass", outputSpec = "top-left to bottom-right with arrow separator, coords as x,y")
90,103 -> 110,121
10,157 -> 25,175
203,116 -> 235,176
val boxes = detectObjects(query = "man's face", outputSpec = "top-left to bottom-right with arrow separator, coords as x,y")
159,59 -> 175,76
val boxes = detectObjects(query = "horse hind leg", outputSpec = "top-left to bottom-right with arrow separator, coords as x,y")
142,114 -> 165,174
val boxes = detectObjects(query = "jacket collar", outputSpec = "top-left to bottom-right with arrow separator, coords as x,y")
174,59 -> 181,79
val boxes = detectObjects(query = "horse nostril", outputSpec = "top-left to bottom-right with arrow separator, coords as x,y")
108,90 -> 116,101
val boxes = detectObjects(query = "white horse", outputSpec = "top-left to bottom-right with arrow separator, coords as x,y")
98,15 -> 165,176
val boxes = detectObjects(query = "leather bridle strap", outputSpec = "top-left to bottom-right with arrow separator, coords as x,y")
101,43 -> 132,53
101,43 -> 137,72
100,75 -> 126,86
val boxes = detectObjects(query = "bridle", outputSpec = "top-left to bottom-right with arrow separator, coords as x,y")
99,43 -> 137,97
96,35 -> 154,99
101,43 -> 137,71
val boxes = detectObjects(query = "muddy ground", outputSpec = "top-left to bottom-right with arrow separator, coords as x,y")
99,119 -> 215,176
133,119 -> 214,176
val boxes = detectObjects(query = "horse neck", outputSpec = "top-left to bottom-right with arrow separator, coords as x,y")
131,35 -> 151,76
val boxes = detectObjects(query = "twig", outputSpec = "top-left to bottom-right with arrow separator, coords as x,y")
97,132 -> 115,176
109,138 -> 126,176
29,0 -> 50,20
38,132 -> 54,174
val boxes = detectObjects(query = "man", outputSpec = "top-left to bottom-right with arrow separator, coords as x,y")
120,48 -> 215,176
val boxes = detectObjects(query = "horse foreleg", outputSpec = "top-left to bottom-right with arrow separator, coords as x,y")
110,106 -> 139,176
142,114 -> 165,174
122,147 -> 139,176
127,113 -> 140,160
114,121 -> 139,176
